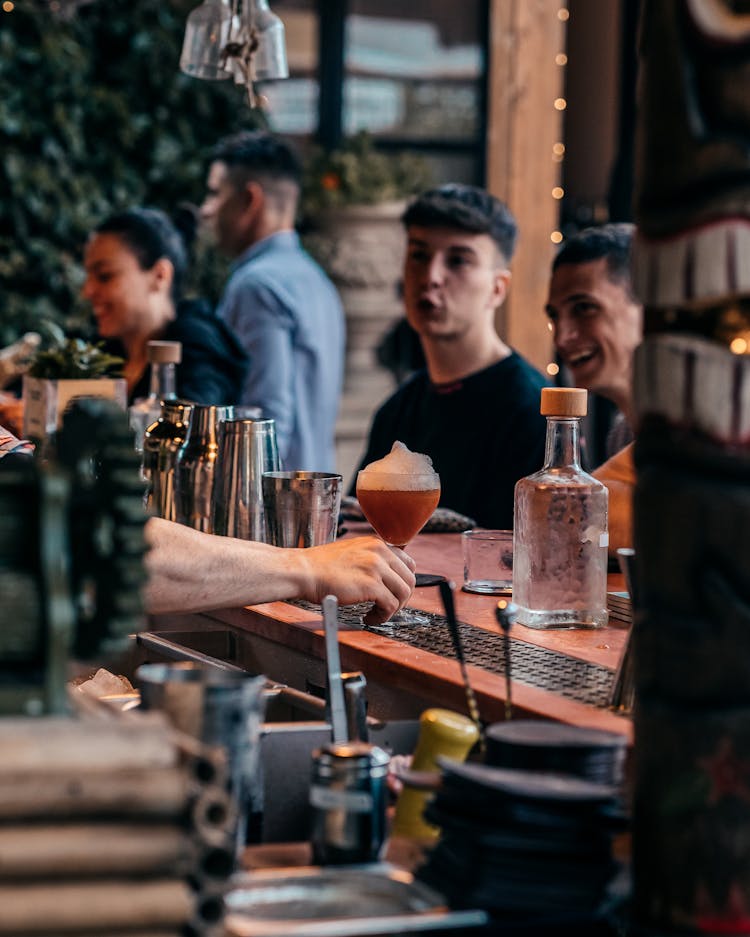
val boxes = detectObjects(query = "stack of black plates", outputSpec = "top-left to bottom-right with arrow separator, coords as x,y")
416,722 -> 630,936
485,721 -> 628,786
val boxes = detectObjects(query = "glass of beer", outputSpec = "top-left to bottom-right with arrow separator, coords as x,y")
356,467 -> 440,628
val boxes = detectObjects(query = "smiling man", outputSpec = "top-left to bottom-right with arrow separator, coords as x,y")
353,184 -> 548,529
545,224 -> 643,456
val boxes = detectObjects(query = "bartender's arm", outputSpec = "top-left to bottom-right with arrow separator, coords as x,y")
593,443 -> 635,555
143,517 -> 416,626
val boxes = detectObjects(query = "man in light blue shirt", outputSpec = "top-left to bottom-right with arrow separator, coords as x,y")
201,131 -> 345,472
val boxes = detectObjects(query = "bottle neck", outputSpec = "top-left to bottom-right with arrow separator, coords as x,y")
542,416 -> 582,470
148,362 -> 177,401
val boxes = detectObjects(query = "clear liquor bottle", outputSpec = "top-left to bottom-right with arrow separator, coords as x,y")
513,387 -> 609,629
128,340 -> 181,452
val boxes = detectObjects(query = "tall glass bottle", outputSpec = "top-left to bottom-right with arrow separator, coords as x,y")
513,387 -> 609,629
128,340 -> 181,452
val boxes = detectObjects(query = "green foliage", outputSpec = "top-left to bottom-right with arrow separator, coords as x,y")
28,338 -> 124,380
0,0 -> 264,346
302,131 -> 432,217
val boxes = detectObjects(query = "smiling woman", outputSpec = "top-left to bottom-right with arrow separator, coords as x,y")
82,208 -> 248,406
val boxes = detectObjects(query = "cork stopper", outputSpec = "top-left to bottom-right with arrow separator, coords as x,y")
540,387 -> 587,417
147,340 -> 182,364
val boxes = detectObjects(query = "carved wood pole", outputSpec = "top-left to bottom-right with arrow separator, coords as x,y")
631,1 -> 750,932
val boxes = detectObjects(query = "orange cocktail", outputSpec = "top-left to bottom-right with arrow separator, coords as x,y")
356,472 -> 440,548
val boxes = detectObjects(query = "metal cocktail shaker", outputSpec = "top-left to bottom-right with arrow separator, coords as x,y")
143,399 -> 193,521
211,418 -> 280,541
262,471 -> 342,548
174,403 -> 227,532
309,742 -> 390,865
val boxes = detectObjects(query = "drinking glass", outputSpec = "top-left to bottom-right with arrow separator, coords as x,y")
355,469 -> 440,629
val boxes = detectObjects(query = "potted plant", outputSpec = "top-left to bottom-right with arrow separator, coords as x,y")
302,131 -> 432,288
22,338 -> 126,443
302,131 -> 432,218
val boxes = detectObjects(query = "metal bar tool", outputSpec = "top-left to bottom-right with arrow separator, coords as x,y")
495,599 -> 518,720
438,578 -> 485,752
322,594 -> 348,743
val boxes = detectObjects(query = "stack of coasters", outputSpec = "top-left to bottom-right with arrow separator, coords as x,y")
607,591 -> 632,626
485,721 -> 628,786
417,721 -> 629,936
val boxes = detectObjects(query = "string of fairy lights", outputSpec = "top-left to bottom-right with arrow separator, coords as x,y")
546,5 -> 569,379
2,1 -> 97,15
550,5 -> 569,247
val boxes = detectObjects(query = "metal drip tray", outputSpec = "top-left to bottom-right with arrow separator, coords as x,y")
291,602 -> 616,709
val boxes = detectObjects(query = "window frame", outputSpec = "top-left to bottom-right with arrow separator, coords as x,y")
313,0 -> 489,182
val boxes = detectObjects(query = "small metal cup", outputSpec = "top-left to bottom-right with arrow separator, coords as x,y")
309,741 -> 390,865
262,471 -> 342,548
136,662 -> 267,856
211,418 -> 280,541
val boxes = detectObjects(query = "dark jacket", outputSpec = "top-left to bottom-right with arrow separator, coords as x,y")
106,299 -> 249,405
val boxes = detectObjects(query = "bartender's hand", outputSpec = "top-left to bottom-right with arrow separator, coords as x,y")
299,536 -> 416,625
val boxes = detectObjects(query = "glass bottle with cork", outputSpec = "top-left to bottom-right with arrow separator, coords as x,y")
128,340 -> 181,452
513,387 -> 609,629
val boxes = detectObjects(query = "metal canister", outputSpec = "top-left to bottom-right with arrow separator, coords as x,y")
309,742 -> 390,865
143,399 -> 193,521
211,418 -> 280,541
174,403 -> 228,532
262,471 -> 342,548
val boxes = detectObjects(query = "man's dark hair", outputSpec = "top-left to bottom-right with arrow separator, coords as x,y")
95,207 -> 187,303
552,223 -> 635,296
402,184 -> 518,263
210,130 -> 302,187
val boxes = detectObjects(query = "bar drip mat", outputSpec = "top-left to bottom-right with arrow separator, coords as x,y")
289,601 -> 616,709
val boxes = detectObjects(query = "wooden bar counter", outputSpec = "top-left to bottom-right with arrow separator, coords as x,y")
148,526 -> 632,742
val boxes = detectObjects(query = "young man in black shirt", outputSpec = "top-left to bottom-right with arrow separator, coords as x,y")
354,184 -> 548,529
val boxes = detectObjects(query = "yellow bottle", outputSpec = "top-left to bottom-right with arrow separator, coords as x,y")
391,708 -> 479,841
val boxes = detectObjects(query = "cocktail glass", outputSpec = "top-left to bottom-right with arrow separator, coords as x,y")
356,469 -> 441,630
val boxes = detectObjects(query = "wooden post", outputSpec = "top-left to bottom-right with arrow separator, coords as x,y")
486,0 -> 566,373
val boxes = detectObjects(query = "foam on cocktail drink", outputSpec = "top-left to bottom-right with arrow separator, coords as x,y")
359,440 -> 436,480
356,442 -> 440,547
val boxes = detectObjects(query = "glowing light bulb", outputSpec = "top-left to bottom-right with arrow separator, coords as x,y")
2,1 -> 15,10
554,98 -> 567,111
551,231 -> 563,244
546,362 -> 560,376
552,187 -> 564,199
730,337 -> 748,354
557,8 -> 569,21
553,142 -> 565,156
555,53 -> 568,66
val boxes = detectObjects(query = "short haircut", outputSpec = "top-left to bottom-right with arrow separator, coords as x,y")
95,207 -> 187,303
402,184 -> 518,264
552,223 -> 635,296
210,130 -> 302,188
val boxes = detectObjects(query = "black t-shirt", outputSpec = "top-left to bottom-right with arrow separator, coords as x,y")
353,353 -> 549,529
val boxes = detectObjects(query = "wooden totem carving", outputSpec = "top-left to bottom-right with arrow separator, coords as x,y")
632,1 -> 750,932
